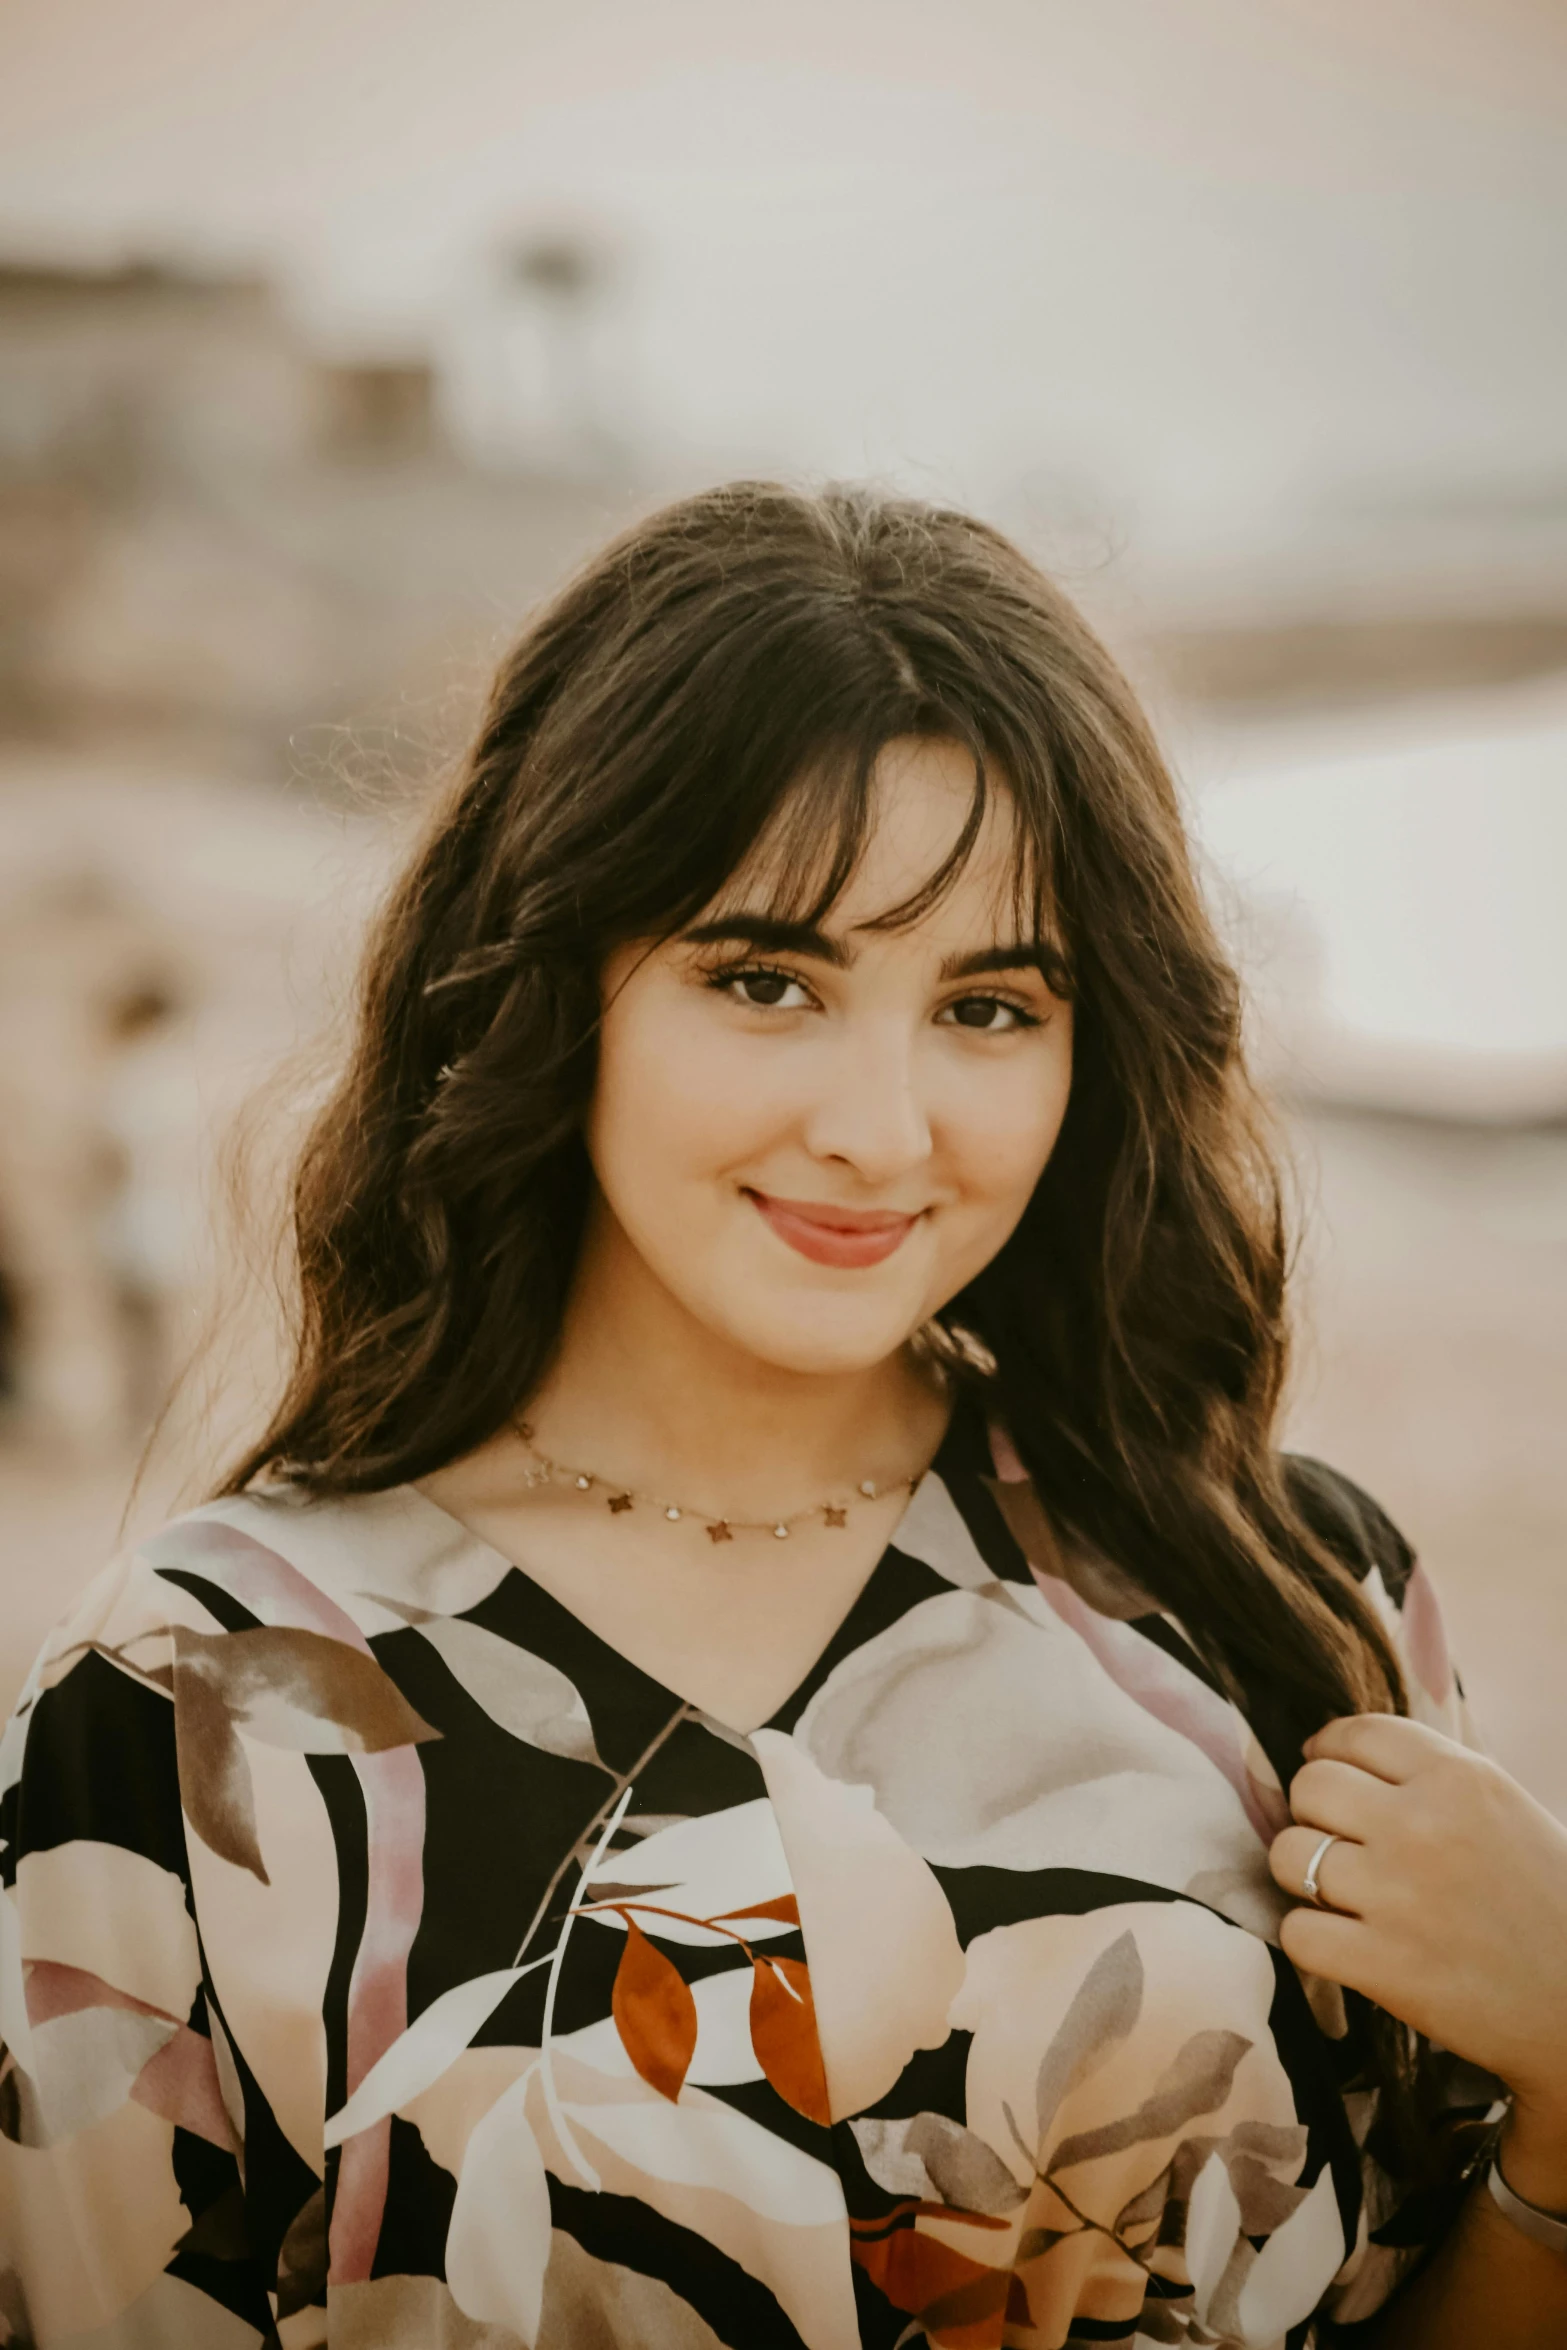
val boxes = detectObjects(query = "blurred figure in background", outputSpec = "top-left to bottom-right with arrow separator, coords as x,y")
0,868 -> 190,1446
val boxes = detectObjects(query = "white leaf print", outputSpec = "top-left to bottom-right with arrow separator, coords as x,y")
563,2091 -> 846,2227
580,1801 -> 797,1947
361,1588 -> 605,1766
446,2065 -> 553,2337
685,1968 -> 769,2087
751,1729 -> 965,2123
1186,2148 -> 1244,2321
324,1958 -> 551,2148
793,1585 -> 1259,1886
1235,2162 -> 1346,2343
412,1614 -> 609,1772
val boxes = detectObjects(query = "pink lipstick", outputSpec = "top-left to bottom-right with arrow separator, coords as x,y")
746,1190 -> 920,1269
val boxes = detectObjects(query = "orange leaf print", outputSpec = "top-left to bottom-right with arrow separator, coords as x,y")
714,1894 -> 800,1926
749,1954 -> 830,2125
851,2227 -> 1011,2348
611,1918 -> 697,2102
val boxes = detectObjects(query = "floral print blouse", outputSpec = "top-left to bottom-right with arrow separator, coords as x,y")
0,1390 -> 1484,2349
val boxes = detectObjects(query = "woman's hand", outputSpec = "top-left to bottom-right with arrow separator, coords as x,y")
1270,1716 -> 1567,2186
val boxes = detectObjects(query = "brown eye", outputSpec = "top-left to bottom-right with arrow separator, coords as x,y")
943,995 -> 1035,1031
738,971 -> 794,1007
703,963 -> 812,1010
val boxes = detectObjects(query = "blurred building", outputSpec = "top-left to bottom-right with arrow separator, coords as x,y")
0,251 -> 635,1457
0,254 -> 624,764
3,244 -> 1567,1459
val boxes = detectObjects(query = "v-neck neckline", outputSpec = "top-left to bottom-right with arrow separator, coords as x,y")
397,1375 -> 988,1739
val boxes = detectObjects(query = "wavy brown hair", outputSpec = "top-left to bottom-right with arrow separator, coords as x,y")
222,479 -> 1444,2149
223,480 -> 1407,1751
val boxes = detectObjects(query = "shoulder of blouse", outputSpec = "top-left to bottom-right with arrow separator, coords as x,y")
126,1477 -> 514,1638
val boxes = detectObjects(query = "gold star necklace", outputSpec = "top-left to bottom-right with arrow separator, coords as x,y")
511,1420 -> 925,1545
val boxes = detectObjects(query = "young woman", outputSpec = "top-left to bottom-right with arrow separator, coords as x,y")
2,483 -> 1565,2349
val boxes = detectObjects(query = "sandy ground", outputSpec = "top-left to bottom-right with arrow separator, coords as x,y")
1283,1109 -> 1567,1816
2,1104 -> 1564,1813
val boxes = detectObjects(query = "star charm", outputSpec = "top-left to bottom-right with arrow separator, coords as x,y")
607,1492 -> 634,1513
706,1520 -> 734,1543
823,1505 -> 848,1528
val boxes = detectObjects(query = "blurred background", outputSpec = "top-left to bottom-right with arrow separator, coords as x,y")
1,0 -> 1563,1805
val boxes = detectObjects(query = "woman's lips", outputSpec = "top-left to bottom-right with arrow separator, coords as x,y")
746,1189 -> 920,1269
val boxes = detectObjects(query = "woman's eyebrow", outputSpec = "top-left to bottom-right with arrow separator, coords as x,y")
679,915 -> 851,966
938,943 -> 1062,982
680,916 -> 1067,986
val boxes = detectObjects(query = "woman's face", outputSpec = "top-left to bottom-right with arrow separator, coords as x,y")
586,737 -> 1074,1376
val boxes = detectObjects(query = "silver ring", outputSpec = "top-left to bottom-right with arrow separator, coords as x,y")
1301,1831 -> 1342,1908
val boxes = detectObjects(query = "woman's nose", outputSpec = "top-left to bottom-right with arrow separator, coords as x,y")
801,1022 -> 933,1182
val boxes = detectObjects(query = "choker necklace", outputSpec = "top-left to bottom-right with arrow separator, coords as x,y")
512,1420 -> 925,1544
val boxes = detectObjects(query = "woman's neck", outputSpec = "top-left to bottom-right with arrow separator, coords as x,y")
521,1207 -> 949,1519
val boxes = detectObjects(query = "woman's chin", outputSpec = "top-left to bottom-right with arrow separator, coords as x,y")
681,1283 -> 918,1379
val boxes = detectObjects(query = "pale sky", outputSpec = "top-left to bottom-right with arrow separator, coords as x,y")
3,0 -> 1566,549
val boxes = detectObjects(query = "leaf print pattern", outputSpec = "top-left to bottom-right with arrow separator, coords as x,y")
849,2223 -> 1015,2345
789,1582 -> 1268,1890
173,1622 -> 441,1753
905,2115 -> 1031,2218
170,1619 -> 436,1885
1047,2026 -> 1254,2175
0,1419 -> 1493,2346
583,1866 -> 829,2119
612,1919 -> 699,2101
445,2062 -> 554,2333
173,1656 -> 273,1882
324,1958 -> 551,2147
1031,1927 -> 1144,2146
364,1593 -> 610,1770
748,1953 -> 831,2125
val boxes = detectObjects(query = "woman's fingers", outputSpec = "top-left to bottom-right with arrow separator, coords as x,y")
1269,1733 -> 1408,1922
1269,1824 -> 1370,1916
1287,1756 -> 1394,1836
1271,1734 -> 1427,1924
1271,1718 -> 1567,2109
1303,1712 -> 1459,1784
1277,1901 -> 1376,1993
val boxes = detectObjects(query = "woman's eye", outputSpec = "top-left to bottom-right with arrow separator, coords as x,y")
941,995 -> 1038,1032
711,964 -> 812,1010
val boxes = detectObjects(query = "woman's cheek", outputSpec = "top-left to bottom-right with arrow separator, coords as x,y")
599,997 -> 754,1171
952,1038 -> 1072,1202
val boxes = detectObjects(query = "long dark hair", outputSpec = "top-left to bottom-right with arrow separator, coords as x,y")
222,478 -> 1442,2156
223,480 -> 1405,1746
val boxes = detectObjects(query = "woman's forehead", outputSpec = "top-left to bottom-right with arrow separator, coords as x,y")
712,743 -> 1048,946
